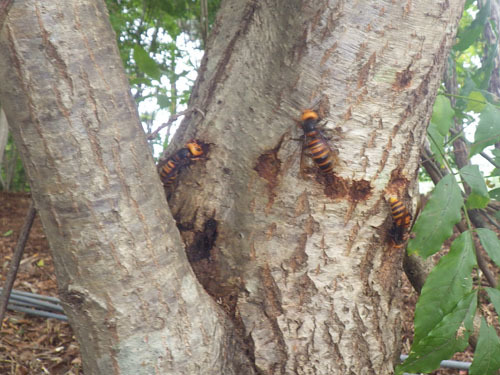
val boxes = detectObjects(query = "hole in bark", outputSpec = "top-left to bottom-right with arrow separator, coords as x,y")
185,218 -> 218,262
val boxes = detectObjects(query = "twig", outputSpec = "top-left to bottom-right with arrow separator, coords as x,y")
147,109 -> 192,141
480,151 -> 500,169
0,0 -> 14,31
481,210 -> 500,230
0,200 -> 36,326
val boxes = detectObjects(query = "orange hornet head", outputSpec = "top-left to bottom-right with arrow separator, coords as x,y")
185,140 -> 203,157
301,109 -> 319,122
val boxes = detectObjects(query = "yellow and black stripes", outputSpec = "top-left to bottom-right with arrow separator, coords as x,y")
300,110 -> 336,174
388,196 -> 412,248
158,140 -> 204,187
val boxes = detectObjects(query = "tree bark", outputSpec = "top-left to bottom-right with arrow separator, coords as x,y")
169,0 -> 465,374
0,1 -> 254,374
0,0 -> 466,374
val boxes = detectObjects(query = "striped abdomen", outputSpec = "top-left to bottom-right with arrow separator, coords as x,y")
159,149 -> 191,186
305,132 -> 336,174
389,197 -> 412,247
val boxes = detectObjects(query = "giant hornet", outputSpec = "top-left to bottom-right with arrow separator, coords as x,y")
158,140 -> 204,188
388,196 -> 412,248
300,110 -> 337,175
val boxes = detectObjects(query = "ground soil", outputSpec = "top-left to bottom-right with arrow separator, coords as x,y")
0,192 -> 474,374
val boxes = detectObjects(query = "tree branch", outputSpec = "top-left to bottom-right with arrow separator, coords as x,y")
480,151 -> 500,169
147,107 -> 205,141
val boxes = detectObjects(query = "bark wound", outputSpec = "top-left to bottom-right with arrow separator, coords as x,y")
320,173 -> 349,199
254,142 -> 282,210
349,179 -> 372,202
183,216 -> 243,328
186,217 -> 218,262
357,52 -> 376,88
387,168 -> 410,196
321,174 -> 372,203
393,63 -> 414,91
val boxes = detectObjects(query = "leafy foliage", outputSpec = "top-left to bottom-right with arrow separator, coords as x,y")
402,1 -> 500,373
0,133 -> 29,192
397,291 -> 477,374
469,318 -> 500,375
477,228 -> 500,267
459,165 -> 490,209
105,0 -> 220,150
411,231 -> 476,345
407,174 -> 463,258
0,0 -> 221,190
428,95 -> 455,166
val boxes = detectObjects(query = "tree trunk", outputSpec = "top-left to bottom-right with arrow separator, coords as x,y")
0,1 -> 253,374
169,0 -> 465,374
0,0 -> 465,374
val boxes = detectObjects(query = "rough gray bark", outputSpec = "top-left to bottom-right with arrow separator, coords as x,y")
168,0 -> 466,374
0,1 -> 253,374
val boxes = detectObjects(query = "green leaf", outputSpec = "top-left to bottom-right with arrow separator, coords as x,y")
469,318 -> 500,375
454,0 -> 490,52
408,174 -> 463,257
156,94 -> 170,109
427,125 -> 445,166
490,187 -> 500,201
430,95 -> 455,135
466,91 -> 487,113
477,229 -> 500,269
133,45 -> 162,81
397,290 -> 477,375
486,288 -> 500,315
459,165 -> 490,209
470,104 -> 500,156
2,229 -> 13,237
412,231 -> 476,347
427,95 -> 455,166
457,75 -> 478,109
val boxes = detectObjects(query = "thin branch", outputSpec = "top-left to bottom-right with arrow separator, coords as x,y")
481,210 -> 500,230
480,151 -> 500,169
147,108 -> 205,141
0,200 -> 36,326
0,0 -> 14,31
146,109 -> 190,141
